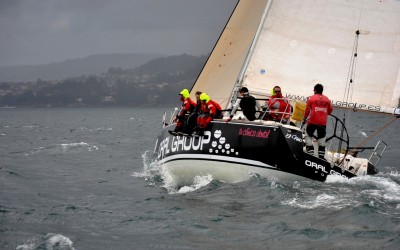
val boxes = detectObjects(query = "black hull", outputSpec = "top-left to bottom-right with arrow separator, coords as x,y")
154,120 -> 358,183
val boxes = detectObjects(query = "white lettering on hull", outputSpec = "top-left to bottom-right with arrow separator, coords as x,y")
305,160 -> 349,178
158,131 -> 211,159
305,160 -> 328,173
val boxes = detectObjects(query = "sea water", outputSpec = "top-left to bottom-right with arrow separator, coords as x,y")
0,107 -> 399,249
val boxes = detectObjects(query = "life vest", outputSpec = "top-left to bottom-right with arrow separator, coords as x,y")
201,99 -> 222,118
268,97 -> 290,122
197,114 -> 212,129
197,99 -> 222,129
178,98 -> 196,118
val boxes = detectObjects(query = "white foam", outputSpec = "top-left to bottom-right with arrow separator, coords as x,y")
16,242 -> 35,250
292,181 -> 301,189
358,176 -> 400,202
283,193 -> 358,210
16,233 -> 75,250
133,150 -> 160,179
176,174 -> 213,194
321,174 -> 400,206
359,131 -> 368,137
325,174 -> 356,184
139,154 -> 215,194
269,178 -> 285,189
45,233 -> 75,250
58,142 -> 99,152
22,125 -> 39,129
25,146 -> 47,156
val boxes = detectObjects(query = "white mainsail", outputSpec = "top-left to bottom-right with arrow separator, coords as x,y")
192,0 -> 400,115
241,0 -> 400,115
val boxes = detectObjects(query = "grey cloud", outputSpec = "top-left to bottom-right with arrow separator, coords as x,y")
0,0 -> 237,66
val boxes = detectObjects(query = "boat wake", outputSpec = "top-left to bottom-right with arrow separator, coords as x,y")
139,149 -> 400,215
172,174 -> 214,194
283,171 -> 400,214
137,150 -> 215,193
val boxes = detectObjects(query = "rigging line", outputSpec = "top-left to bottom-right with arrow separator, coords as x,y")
340,30 -> 359,146
349,32 -> 359,103
343,32 -> 359,105
343,0 -> 365,121
344,1 -> 364,105
352,116 -> 398,149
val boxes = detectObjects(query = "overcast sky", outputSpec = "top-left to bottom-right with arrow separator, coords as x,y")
0,0 -> 237,67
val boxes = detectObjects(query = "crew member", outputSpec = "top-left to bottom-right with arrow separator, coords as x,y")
184,91 -> 202,134
171,88 -> 196,134
265,86 -> 291,123
227,87 -> 260,122
303,83 -> 333,158
194,93 -> 222,136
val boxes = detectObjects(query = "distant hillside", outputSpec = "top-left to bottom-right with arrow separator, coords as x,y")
0,54 -> 209,107
0,53 -> 163,82
121,54 -> 207,82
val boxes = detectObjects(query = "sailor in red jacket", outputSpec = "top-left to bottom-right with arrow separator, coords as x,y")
266,86 -> 291,123
172,88 -> 196,133
303,83 -> 333,158
194,93 -> 222,136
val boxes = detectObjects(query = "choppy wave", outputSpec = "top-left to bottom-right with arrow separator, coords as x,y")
58,142 -> 99,152
133,150 -> 161,179
22,125 -> 40,129
137,150 -> 214,194
174,174 -> 214,194
139,149 -> 400,215
25,142 -> 99,155
282,172 -> 400,215
359,131 -> 368,137
2,107 -> 399,249
16,233 -> 75,250
282,193 -> 361,210
79,126 -> 113,134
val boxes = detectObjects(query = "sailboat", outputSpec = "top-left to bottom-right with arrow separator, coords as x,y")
154,0 -> 400,186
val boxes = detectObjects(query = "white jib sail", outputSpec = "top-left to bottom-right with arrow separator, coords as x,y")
190,0 -> 269,108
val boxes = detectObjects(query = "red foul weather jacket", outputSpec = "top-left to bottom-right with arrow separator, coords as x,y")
178,98 -> 196,118
197,99 -> 222,129
304,94 -> 333,126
